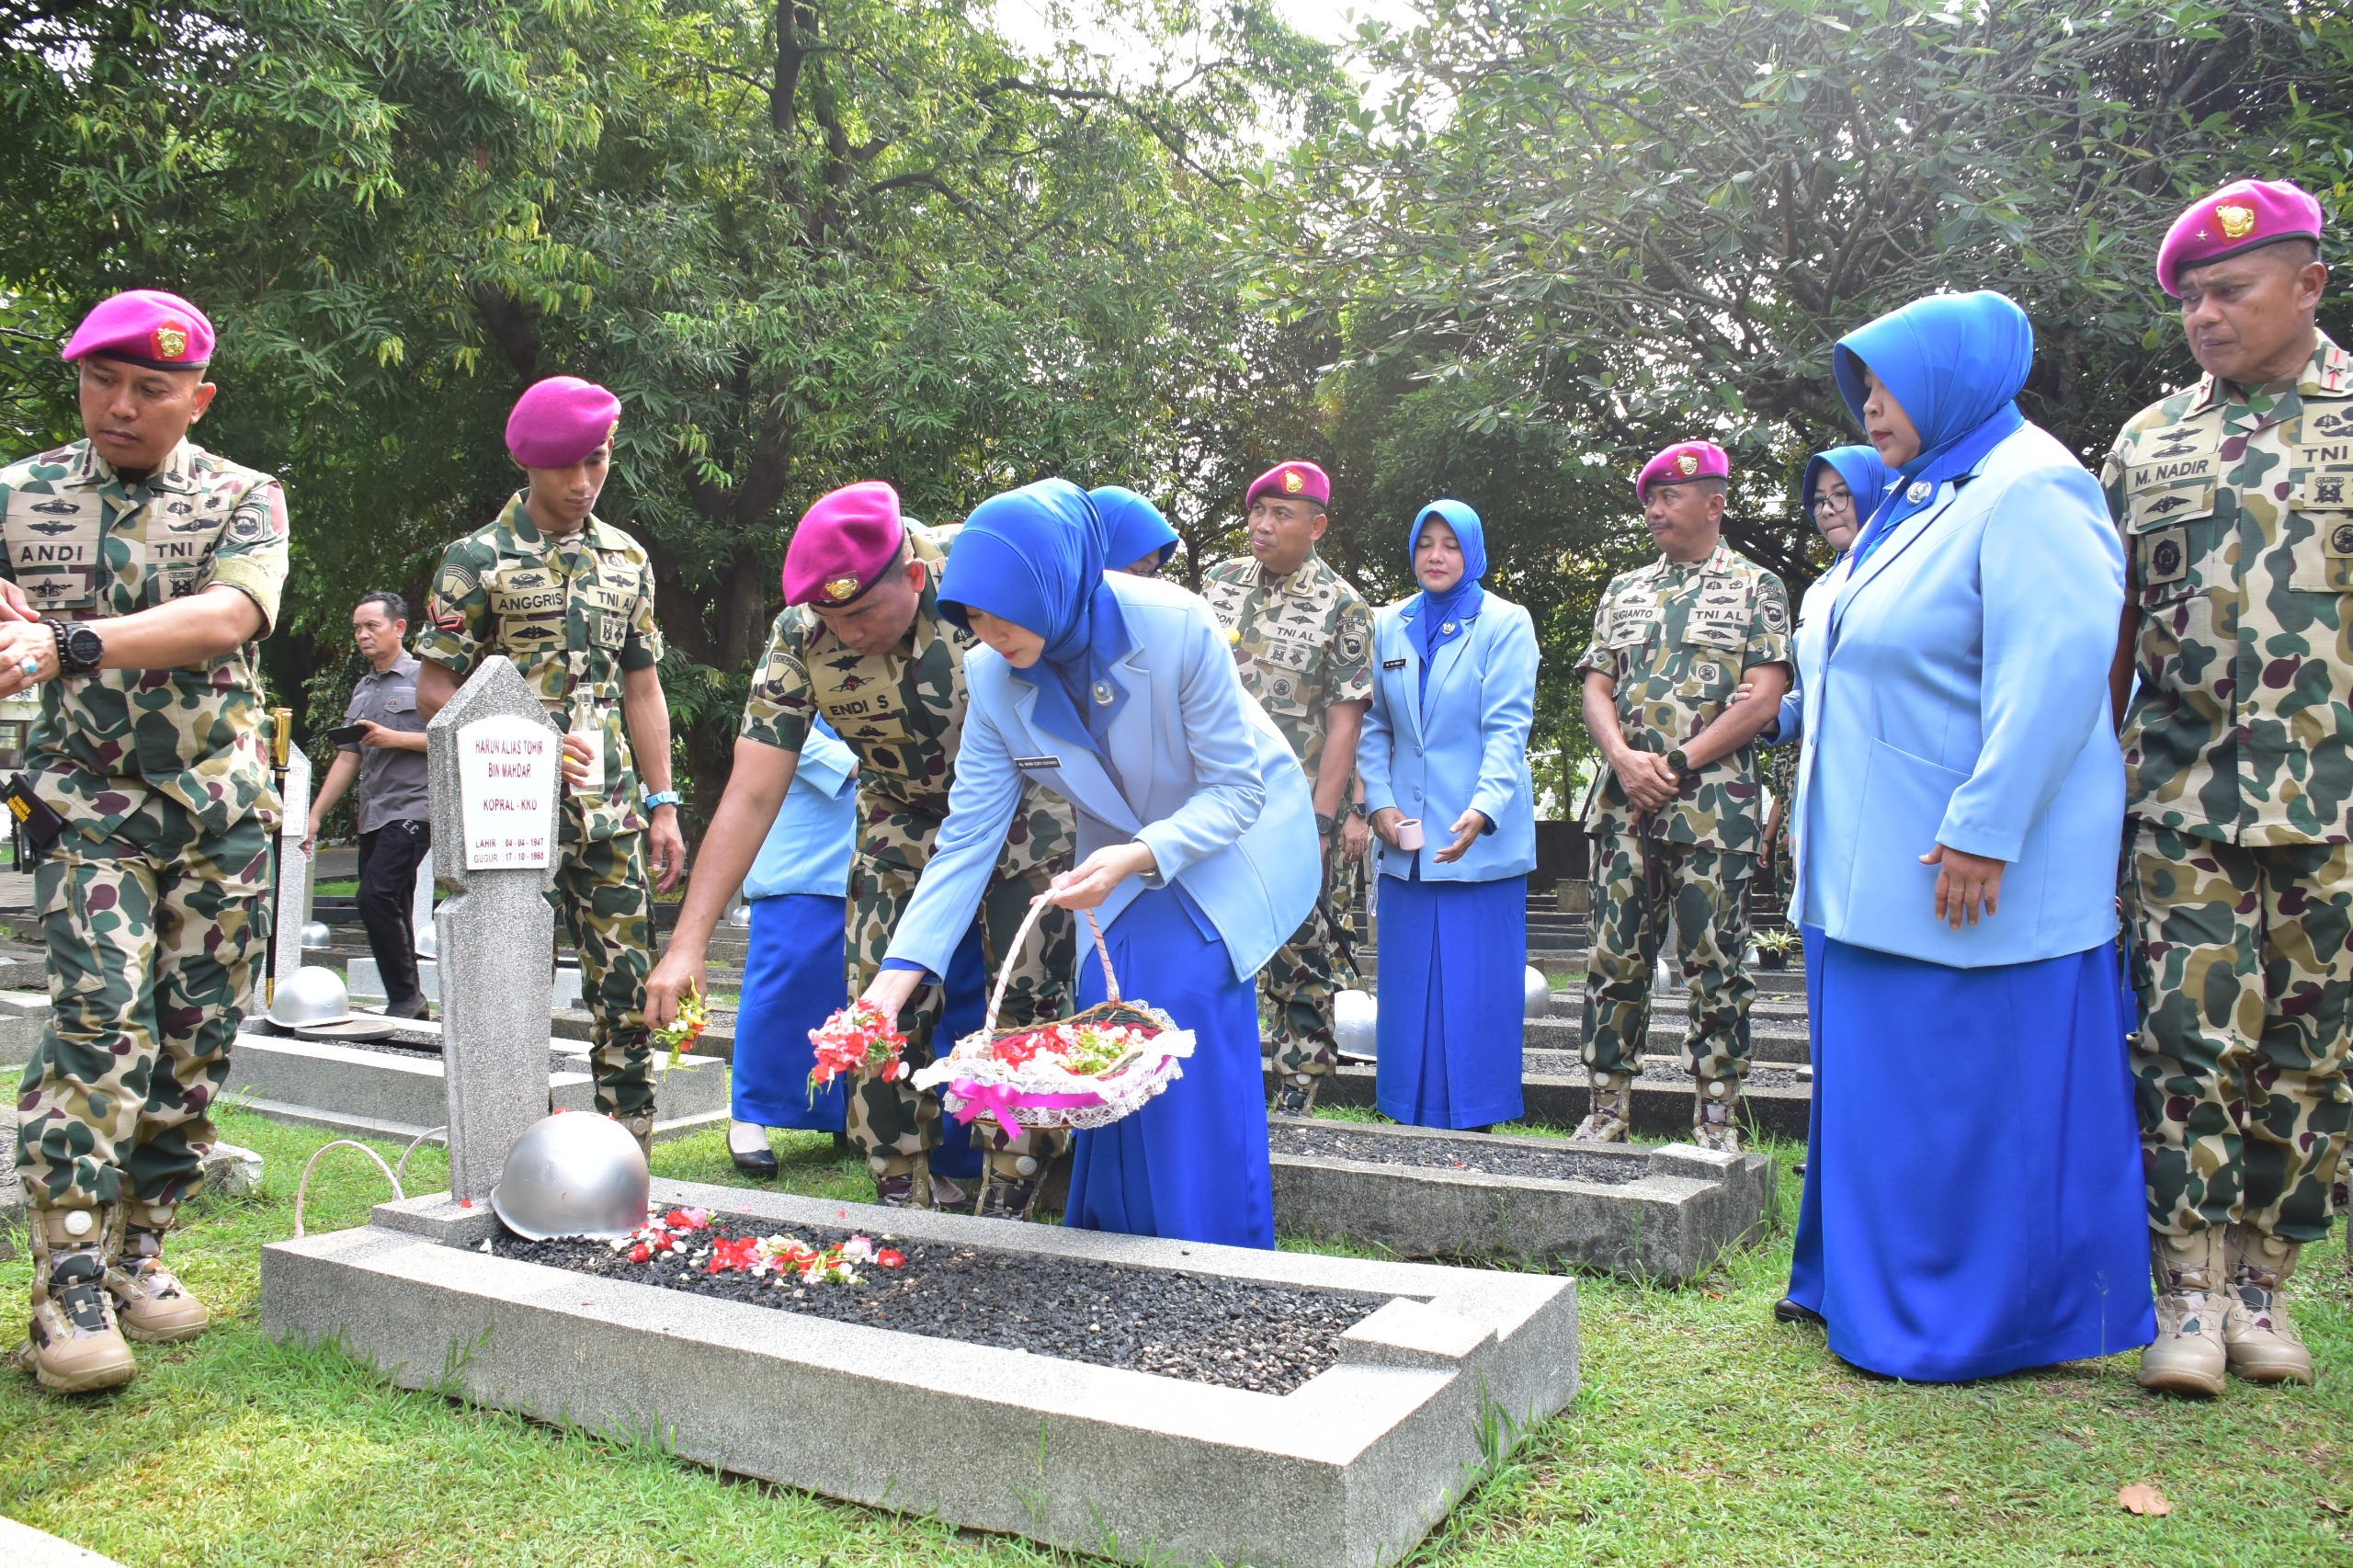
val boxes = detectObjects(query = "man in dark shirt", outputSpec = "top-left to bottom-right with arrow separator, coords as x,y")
305,591 -> 431,1017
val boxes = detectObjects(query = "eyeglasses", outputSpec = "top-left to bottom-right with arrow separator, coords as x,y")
1811,493 -> 1852,513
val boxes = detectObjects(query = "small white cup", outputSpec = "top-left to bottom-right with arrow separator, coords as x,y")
1394,817 -> 1425,851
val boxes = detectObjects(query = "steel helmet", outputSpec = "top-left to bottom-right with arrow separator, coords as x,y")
1334,988 -> 1378,1062
490,1112 -> 650,1241
268,965 -> 354,1028
1524,965 -> 1552,1020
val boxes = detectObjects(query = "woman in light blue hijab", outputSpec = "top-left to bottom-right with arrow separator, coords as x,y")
1358,500 -> 1540,1128
1092,484 -> 1179,576
1779,290 -> 2152,1381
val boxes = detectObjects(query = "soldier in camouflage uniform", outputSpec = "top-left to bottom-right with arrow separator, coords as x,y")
6,291 -> 286,1393
1199,460 -> 1372,1115
646,481 -> 1074,1215
2108,181 -> 2351,1396
1574,441 -> 1791,1153
415,378 -> 686,1157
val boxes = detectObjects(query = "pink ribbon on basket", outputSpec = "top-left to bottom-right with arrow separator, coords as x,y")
945,1079 -> 1103,1142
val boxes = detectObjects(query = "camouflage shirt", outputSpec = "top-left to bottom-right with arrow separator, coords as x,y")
739,529 -> 1064,875
1576,540 -> 1792,853
0,437 -> 288,839
416,494 -> 663,843
2104,335 -> 2353,846
1199,551 -> 1374,782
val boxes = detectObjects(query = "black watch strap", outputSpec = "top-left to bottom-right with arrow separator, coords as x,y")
47,619 -> 100,676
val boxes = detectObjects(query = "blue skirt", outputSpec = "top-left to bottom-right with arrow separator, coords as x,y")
732,894 -> 849,1130
1063,887 -> 1273,1249
1373,872 -> 1528,1129
1787,935 -> 2154,1381
731,897 -> 983,1181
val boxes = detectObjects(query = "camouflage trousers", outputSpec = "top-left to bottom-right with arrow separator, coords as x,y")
15,799 -> 270,1212
550,828 -> 654,1119
1580,830 -> 1755,1084
846,805 -> 1074,1165
1263,842 -> 1363,1078
2125,822 -> 2352,1244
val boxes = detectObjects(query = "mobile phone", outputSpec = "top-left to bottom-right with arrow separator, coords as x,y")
4,773 -> 64,852
326,722 -> 369,745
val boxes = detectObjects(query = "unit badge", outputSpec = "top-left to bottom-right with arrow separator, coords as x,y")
1281,468 -> 1304,494
2215,204 -> 2256,240
823,574 -> 859,602
1676,452 -> 1699,476
152,323 -> 189,361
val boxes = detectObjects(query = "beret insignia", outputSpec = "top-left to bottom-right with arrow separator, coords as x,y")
2215,203 -> 2257,241
1675,452 -> 1699,476
823,574 -> 860,602
606,418 -> 620,442
1282,468 -> 1304,494
153,324 -> 189,361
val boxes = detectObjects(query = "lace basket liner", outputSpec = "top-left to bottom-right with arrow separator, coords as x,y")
910,900 -> 1194,1132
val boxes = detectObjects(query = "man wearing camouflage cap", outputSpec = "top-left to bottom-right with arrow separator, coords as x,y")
646,481 -> 1075,1215
1199,460 -> 1374,1116
2108,178 -> 2351,1396
6,290 -> 288,1393
416,378 -> 687,1156
1574,441 -> 1791,1153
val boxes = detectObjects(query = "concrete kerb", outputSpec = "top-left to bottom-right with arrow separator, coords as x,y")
222,1019 -> 730,1147
1268,1122 -> 1775,1283
264,1175 -> 1580,1568
1284,1058 -> 1812,1143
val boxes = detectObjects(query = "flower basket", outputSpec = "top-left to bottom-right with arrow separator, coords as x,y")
910,901 -> 1193,1138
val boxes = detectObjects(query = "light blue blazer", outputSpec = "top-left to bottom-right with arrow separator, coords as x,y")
1790,422 -> 2125,968
883,573 -> 1319,983
1358,591 -> 1540,883
1765,571 -> 1839,749
742,722 -> 856,902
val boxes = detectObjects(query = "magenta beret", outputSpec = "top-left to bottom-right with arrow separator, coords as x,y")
505,377 -> 621,468
2158,179 -> 2325,297
782,482 -> 907,608
1638,440 -> 1730,499
1245,460 -> 1330,510
63,290 -> 213,369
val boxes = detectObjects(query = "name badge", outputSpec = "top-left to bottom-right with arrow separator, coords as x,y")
1382,658 -> 1407,670
1011,756 -> 1061,772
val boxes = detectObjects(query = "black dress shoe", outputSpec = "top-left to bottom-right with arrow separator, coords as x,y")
387,994 -> 431,1020
731,1144 -> 779,1178
1773,1296 -> 1826,1326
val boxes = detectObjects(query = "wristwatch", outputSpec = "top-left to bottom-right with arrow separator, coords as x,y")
642,790 -> 681,811
1665,748 -> 1692,779
46,619 -> 102,677
1314,811 -> 1336,837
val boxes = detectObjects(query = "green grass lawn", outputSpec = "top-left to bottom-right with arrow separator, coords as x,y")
4,1108 -> 2349,1565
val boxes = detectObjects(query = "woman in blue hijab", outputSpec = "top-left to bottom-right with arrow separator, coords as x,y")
1779,291 -> 2153,1380
858,479 -> 1319,1247
1358,501 -> 1540,1128
1092,484 -> 1179,576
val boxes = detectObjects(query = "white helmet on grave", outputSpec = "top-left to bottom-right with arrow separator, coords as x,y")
489,1112 -> 650,1241
1334,988 -> 1378,1062
1524,965 -> 1552,1020
267,965 -> 353,1028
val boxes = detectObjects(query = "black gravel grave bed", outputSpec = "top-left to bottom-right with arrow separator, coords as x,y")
1271,1122 -> 1644,1184
492,1217 -> 1386,1394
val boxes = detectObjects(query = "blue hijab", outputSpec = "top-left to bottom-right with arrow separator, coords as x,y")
1801,445 -> 1893,557
1404,500 -> 1487,697
938,478 -> 1131,756
1833,290 -> 2033,566
1091,485 -> 1178,574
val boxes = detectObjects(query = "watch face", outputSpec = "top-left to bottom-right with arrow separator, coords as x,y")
65,626 -> 102,664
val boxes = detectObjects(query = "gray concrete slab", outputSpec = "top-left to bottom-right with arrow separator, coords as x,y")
0,1516 -> 130,1566
265,1176 -> 1577,1568
1269,1122 -> 1775,1282
1283,1055 -> 1811,1142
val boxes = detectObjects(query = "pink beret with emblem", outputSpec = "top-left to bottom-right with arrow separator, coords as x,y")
63,289 -> 213,369
1245,460 -> 1330,510
1638,440 -> 1730,499
782,481 -> 907,608
505,376 -> 621,468
2157,179 -> 2325,297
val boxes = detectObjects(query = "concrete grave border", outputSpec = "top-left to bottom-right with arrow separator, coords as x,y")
1268,1121 -> 1775,1283
265,1176 -> 1579,1568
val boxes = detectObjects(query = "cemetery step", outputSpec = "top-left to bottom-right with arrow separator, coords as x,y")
1280,1051 -> 1809,1142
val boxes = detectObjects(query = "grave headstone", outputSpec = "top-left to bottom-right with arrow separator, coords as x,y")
412,849 -> 436,959
428,657 -> 562,1201
270,744 -> 313,994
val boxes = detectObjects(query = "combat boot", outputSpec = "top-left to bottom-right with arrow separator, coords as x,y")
1273,1070 -> 1322,1118
106,1202 -> 210,1344
975,1152 -> 1043,1221
868,1153 -> 933,1209
1692,1077 -> 1743,1153
2136,1228 -> 2228,1397
1572,1070 -> 1633,1142
20,1207 -> 135,1395
2222,1223 -> 2314,1386
616,1112 -> 655,1164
